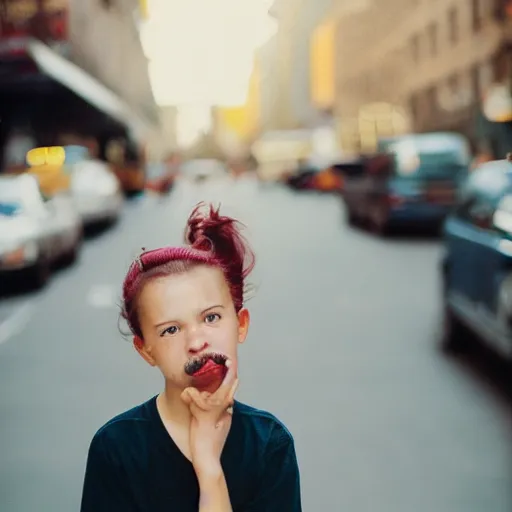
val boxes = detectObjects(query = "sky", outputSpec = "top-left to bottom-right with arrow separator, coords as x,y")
139,0 -> 277,146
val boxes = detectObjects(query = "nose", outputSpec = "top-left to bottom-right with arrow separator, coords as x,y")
187,330 -> 209,355
188,340 -> 208,355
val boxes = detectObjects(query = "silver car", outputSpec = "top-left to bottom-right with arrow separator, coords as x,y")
0,174 -> 83,288
65,146 -> 124,226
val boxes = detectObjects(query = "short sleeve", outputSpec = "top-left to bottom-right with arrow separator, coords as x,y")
80,433 -> 135,512
243,422 -> 302,511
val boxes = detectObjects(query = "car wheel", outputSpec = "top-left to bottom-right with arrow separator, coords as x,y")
441,302 -> 471,354
347,209 -> 359,226
29,258 -> 51,290
371,203 -> 390,235
66,229 -> 83,265
64,239 -> 81,266
63,245 -> 78,266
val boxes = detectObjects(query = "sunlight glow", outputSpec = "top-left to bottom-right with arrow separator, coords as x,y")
141,0 -> 276,106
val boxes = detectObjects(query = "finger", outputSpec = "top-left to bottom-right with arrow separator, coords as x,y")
189,388 -> 211,410
182,387 -> 209,410
214,358 -> 238,400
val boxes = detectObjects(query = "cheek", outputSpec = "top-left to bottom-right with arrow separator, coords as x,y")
213,320 -> 240,347
148,339 -> 180,365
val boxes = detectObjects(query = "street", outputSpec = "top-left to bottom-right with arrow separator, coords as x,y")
0,177 -> 510,512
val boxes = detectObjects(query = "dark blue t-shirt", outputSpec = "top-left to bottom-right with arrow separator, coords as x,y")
80,396 -> 302,511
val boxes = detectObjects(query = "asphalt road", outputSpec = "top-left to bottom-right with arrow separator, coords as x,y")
0,176 -> 510,512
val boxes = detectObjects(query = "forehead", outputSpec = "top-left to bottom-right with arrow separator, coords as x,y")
138,265 -> 230,320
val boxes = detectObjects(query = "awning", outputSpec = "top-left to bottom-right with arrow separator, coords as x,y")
26,38 -> 154,141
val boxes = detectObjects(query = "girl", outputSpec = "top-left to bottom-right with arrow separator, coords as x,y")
80,204 -> 302,511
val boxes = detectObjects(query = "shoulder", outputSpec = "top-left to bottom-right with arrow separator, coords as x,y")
234,401 -> 295,451
89,396 -> 156,453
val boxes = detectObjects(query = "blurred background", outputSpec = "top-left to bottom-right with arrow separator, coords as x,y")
0,0 -> 511,511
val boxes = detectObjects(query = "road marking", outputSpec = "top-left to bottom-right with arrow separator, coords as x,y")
87,285 -> 118,309
0,301 -> 35,346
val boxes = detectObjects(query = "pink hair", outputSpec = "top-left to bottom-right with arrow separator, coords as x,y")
121,203 -> 255,338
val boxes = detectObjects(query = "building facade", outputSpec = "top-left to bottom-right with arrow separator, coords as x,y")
256,0 -> 332,131
0,0 -> 167,164
69,0 -> 159,131
333,0 -> 512,152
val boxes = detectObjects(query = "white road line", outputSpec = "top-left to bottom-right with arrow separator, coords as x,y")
0,301 -> 35,346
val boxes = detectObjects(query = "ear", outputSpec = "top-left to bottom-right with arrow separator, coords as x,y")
133,336 -> 157,366
237,308 -> 250,345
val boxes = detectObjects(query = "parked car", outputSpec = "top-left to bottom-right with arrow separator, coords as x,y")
65,146 -> 124,226
441,158 -> 512,361
145,157 -> 179,195
342,132 -> 471,234
284,159 -> 319,190
0,174 -> 82,288
284,158 -> 346,192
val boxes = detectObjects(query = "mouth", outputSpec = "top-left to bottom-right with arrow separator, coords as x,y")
184,352 -> 227,377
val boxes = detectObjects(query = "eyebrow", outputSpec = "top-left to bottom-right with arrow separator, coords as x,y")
153,305 -> 225,329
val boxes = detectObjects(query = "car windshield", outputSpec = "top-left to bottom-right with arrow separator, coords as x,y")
390,138 -> 469,180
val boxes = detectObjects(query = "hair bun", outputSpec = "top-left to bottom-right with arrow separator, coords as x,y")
184,203 -> 255,310
186,204 -> 233,251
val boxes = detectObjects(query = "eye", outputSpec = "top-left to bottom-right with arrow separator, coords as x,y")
205,313 -> 221,324
161,325 -> 180,337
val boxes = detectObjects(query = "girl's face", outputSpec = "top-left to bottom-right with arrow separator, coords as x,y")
134,265 -> 249,392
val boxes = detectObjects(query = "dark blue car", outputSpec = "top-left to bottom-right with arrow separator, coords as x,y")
343,132 -> 470,234
441,158 -> 512,360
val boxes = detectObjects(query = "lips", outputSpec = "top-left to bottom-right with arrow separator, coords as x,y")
184,352 -> 227,377
184,353 -> 228,393
193,358 -> 221,377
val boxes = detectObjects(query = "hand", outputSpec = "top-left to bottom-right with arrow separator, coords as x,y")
181,359 -> 239,476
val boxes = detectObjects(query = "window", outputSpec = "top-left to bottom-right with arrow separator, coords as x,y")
449,74 -> 459,97
428,23 -> 438,56
410,34 -> 420,63
471,0 -> 482,32
409,94 -> 418,122
503,0 -> 512,19
458,165 -> 512,229
448,7 -> 458,44
471,64 -> 481,101
478,60 -> 494,92
492,50 -> 510,82
427,85 -> 437,114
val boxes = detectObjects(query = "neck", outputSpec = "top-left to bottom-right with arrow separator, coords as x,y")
157,381 -> 192,426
